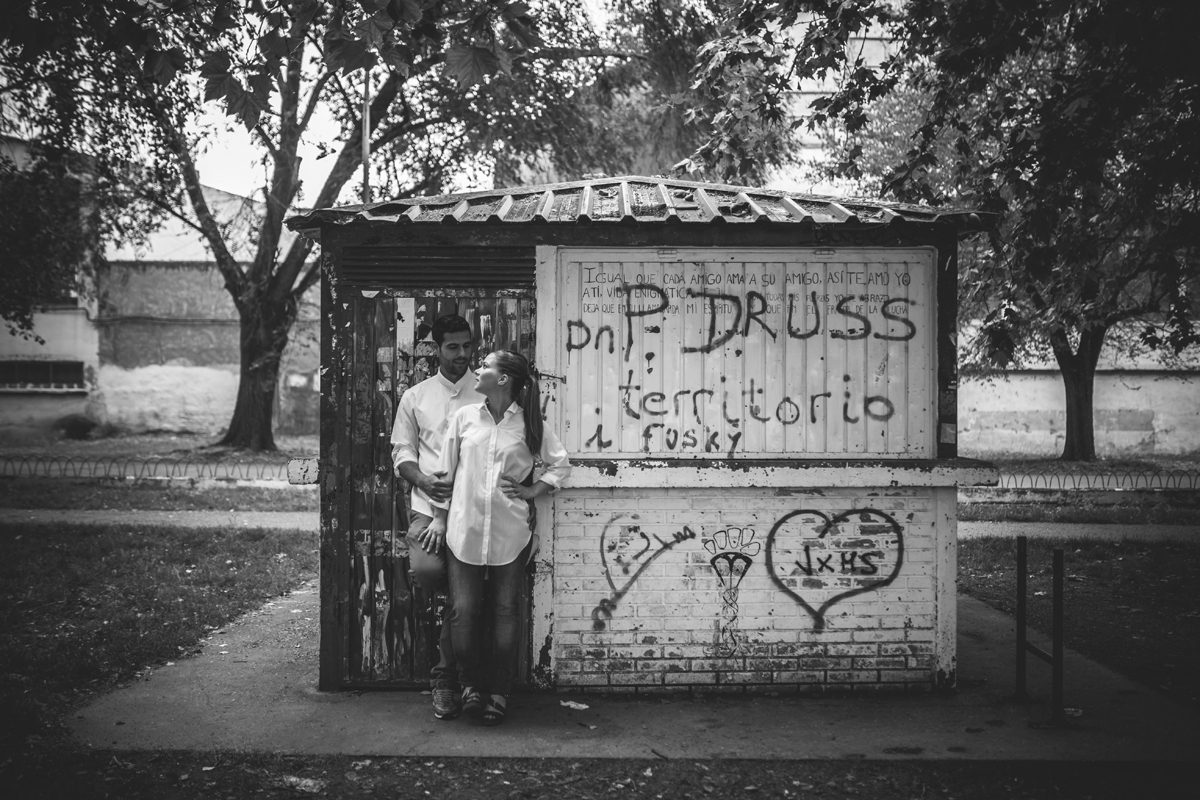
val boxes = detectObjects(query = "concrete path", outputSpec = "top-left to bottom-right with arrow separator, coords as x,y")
68,580 -> 1198,762
0,508 -> 318,531
5,508 -> 1198,542
957,520 -> 1200,542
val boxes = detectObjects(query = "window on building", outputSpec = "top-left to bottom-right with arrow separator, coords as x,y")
0,360 -> 86,390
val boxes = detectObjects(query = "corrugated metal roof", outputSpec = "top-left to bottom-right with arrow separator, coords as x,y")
286,176 -> 993,231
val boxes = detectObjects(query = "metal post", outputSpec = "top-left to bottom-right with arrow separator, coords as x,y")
1051,547 -> 1065,723
1015,535 -> 1028,699
361,67 -> 371,204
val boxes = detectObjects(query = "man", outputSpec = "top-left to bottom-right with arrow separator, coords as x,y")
391,313 -> 481,720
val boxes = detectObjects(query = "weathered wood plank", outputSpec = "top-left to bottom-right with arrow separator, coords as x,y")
349,292 -> 376,679
321,252 -> 352,690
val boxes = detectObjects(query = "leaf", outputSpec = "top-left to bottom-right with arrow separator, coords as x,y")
444,44 -> 499,88
379,46 -> 411,78
293,0 -> 321,29
199,49 -> 232,79
199,51 -> 239,104
323,31 -> 377,75
246,68 -> 273,109
495,47 -> 514,77
211,0 -> 241,33
502,2 -> 541,50
257,30 -> 289,60
393,0 -> 423,25
144,47 -> 186,85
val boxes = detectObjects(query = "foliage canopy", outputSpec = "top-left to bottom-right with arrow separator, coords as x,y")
2,0 -> 618,448
694,0 -> 1200,458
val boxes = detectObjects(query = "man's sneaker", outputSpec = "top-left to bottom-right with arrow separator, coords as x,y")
432,686 -> 461,720
461,685 -> 484,717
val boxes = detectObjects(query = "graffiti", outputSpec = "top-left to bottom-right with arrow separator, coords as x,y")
592,514 -> 696,631
703,527 -> 761,656
567,286 -> 917,361
765,508 -> 903,632
560,260 -> 928,456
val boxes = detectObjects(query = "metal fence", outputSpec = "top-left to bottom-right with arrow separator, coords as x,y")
2,455 -> 1198,490
0,456 -> 301,481
998,468 -> 1200,491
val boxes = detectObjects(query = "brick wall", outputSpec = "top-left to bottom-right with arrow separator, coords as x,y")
547,486 -> 954,693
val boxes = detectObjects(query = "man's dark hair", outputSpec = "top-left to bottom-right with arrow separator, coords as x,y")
431,314 -> 472,344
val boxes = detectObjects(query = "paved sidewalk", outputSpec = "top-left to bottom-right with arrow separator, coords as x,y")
68,580 -> 1198,762
4,508 -> 1198,543
0,508 -> 318,531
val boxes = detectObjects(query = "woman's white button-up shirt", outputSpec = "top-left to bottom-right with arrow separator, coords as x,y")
435,402 -> 571,566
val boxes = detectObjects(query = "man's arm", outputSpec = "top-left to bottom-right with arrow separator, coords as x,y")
397,460 -> 452,503
390,390 -> 452,501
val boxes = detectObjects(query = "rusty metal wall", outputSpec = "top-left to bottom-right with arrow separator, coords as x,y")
335,288 -> 536,687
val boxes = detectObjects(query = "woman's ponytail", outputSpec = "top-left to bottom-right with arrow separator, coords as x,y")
493,350 -> 543,455
521,370 -> 543,456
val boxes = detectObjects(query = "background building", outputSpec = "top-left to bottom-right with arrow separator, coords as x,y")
0,170 -> 318,443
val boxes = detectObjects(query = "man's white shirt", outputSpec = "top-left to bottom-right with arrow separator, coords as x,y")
390,370 -> 483,518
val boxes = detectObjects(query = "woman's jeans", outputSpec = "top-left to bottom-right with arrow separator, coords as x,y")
446,542 -> 530,696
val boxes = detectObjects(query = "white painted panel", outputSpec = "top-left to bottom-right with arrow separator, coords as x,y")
551,247 -> 936,459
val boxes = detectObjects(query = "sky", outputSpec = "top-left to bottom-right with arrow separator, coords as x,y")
194,0 -> 615,203
193,109 -> 343,205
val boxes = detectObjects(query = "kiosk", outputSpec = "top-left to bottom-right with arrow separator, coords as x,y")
286,176 -> 997,692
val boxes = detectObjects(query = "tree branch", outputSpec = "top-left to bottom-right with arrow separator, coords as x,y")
518,46 -> 648,63
137,190 -> 206,236
293,253 -> 321,298
253,122 -> 281,159
371,114 -> 455,150
259,13 -> 310,300
299,69 -> 336,133
138,82 -> 247,307
274,73 -> 401,296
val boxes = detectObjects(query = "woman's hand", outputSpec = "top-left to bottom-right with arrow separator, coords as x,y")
500,476 -> 534,501
419,516 -> 448,554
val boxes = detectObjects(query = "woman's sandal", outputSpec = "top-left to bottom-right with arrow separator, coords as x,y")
461,686 -> 483,717
481,694 -> 507,726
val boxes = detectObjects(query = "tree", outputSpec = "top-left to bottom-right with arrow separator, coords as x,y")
691,0 -> 1200,460
0,155 -> 95,340
494,0 -> 799,186
2,0 -> 616,450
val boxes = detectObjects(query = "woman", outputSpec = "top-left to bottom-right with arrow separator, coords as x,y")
427,350 -> 571,725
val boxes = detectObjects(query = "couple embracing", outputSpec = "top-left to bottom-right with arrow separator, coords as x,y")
390,315 -> 571,726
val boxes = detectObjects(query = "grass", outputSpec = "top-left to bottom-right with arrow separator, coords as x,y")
6,752 -> 1191,799
0,432 -> 319,460
0,478 -> 318,512
958,497 -> 1200,524
957,536 -> 1200,706
0,524 -> 318,753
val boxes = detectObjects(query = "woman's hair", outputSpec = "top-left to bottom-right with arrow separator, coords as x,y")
492,350 -> 542,454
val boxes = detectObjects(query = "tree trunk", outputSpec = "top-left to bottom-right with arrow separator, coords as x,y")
219,296 -> 297,451
1050,326 -> 1107,461
1059,360 -> 1097,460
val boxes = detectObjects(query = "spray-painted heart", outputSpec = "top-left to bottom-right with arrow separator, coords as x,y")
765,508 -> 904,631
